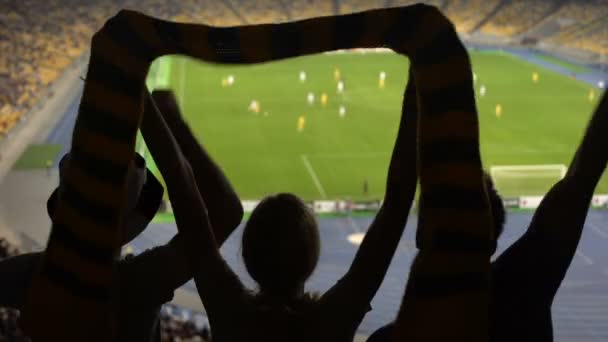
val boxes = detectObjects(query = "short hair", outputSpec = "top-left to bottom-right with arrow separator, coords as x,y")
242,193 -> 320,297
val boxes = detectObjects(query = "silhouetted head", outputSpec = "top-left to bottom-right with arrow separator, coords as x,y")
484,172 -> 506,243
242,193 -> 320,299
47,152 -> 164,245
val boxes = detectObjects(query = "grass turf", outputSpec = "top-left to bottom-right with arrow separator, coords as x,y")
13,144 -> 62,169
142,50 -> 606,200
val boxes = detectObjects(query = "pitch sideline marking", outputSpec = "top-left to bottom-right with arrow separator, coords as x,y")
347,216 -> 363,234
301,154 -> 327,199
576,249 -> 594,265
588,221 -> 608,239
346,217 -> 364,246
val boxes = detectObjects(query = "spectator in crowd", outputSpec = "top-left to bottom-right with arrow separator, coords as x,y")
5,2 -> 608,341
140,62 -> 417,341
385,6 -> 495,340
160,305 -> 211,342
368,63 -> 608,342
0,92 -> 243,340
0,237 -> 28,341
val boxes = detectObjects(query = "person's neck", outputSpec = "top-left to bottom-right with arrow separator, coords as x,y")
261,286 -> 305,303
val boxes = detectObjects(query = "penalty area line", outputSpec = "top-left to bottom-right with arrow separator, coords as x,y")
301,154 -> 327,199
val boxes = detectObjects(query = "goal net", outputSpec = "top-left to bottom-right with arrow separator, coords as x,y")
489,164 -> 568,196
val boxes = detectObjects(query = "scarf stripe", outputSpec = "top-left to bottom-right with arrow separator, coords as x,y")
22,5 -> 492,341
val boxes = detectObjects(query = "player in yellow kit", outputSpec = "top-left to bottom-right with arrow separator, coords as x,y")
496,103 -> 503,118
334,67 -> 341,82
379,71 -> 386,89
297,115 -> 306,132
532,71 -> 539,83
321,93 -> 328,106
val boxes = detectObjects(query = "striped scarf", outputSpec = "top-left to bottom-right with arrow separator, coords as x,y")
21,4 -> 492,341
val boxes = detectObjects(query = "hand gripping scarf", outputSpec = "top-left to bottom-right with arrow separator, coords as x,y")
21,4 -> 494,341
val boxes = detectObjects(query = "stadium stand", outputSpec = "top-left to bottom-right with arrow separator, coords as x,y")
0,0 -> 247,139
480,0 -> 560,38
388,0 -> 446,11
288,0 -> 335,20
167,0 -> 242,26
227,0 -> 289,24
547,1 -> 608,41
160,305 -> 211,342
443,0 -> 502,34
544,0 -> 608,56
339,0 -> 386,14
2,0 -> 608,140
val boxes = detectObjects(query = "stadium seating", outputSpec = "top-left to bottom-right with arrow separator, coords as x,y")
570,24 -> 608,56
228,0 -> 289,24
339,0 -> 386,14
288,0 -> 334,21
1,0 -> 607,137
0,0 -> 245,137
481,0 -> 563,38
546,0 -> 608,56
160,304 -> 211,342
443,0 -> 501,34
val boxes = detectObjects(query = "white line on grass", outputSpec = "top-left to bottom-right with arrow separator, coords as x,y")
588,221 -> 608,239
300,154 -> 327,199
575,249 -> 594,265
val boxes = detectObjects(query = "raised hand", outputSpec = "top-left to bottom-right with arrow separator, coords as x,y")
150,90 -> 243,244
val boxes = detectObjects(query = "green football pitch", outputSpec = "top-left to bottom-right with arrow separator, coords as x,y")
141,50 -> 607,200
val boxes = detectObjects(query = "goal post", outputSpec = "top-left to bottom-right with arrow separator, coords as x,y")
489,164 -> 568,196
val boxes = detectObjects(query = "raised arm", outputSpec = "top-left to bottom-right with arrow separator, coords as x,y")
140,92 -> 244,317
392,7 -> 494,342
493,91 -> 608,300
122,90 -> 244,304
150,89 -> 243,241
321,68 -> 418,318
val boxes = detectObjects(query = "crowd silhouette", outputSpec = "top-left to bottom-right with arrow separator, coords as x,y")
0,3 -> 607,341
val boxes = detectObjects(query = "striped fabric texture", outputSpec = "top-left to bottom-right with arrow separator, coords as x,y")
21,4 -> 493,341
